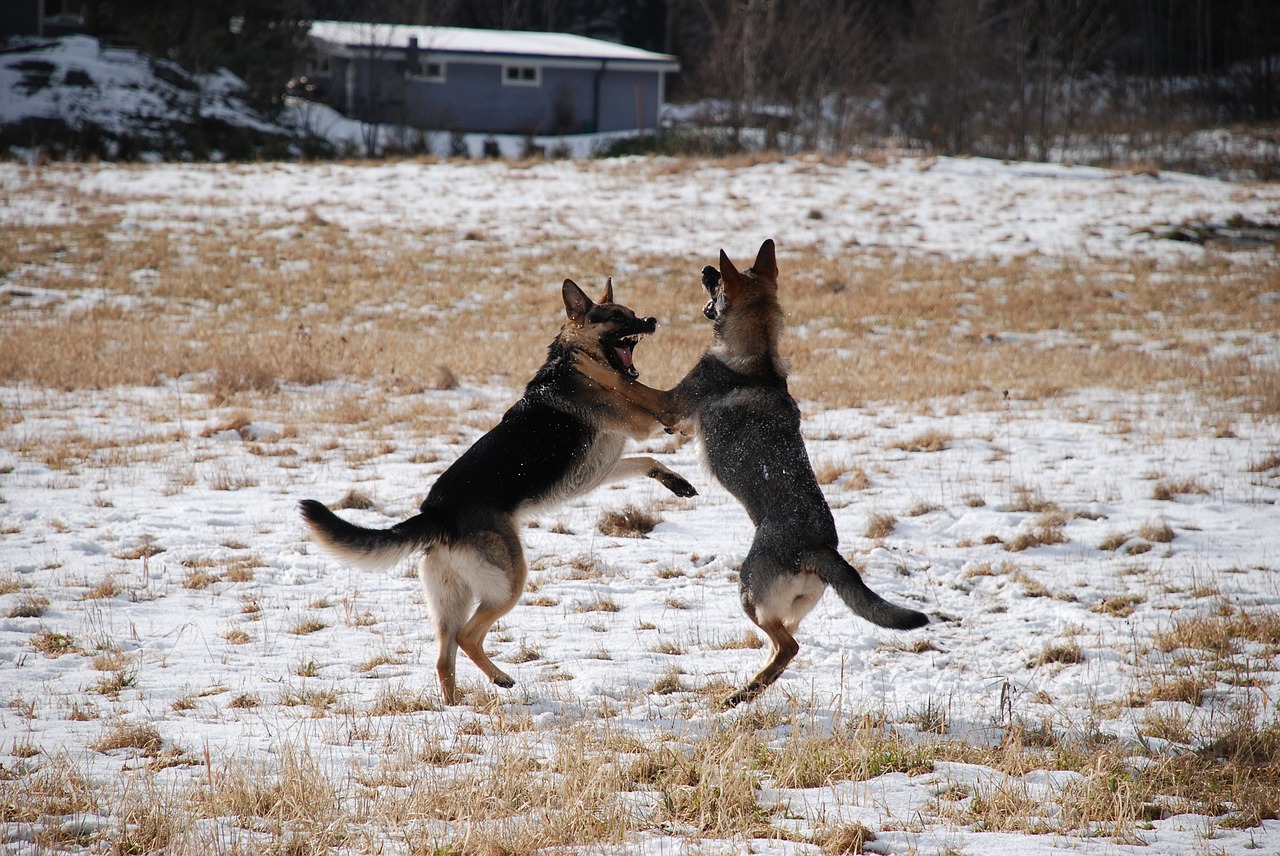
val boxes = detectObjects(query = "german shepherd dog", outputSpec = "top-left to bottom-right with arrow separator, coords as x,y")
668,240 -> 928,706
300,279 -> 694,705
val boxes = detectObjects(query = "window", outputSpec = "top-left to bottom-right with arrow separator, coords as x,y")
412,59 -> 445,83
502,65 -> 540,87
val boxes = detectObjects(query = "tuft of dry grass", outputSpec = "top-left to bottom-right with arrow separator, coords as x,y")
183,569 -> 219,590
81,575 -> 122,600
90,720 -> 162,755
1091,593 -> 1146,618
905,501 -> 944,517
222,627 -> 251,645
1005,486 -> 1061,514
598,504 -> 662,537
1137,673 -> 1211,706
1153,607 -> 1280,656
9,594 -> 50,619
1137,519 -> 1176,543
289,616 -> 328,635
333,488 -> 375,510
575,594 -> 621,613
716,629 -> 766,650
639,729 -> 772,836
369,684 -> 439,715
1247,452 -> 1280,473
1152,478 -> 1210,501
891,429 -> 952,453
864,512 -> 897,539
815,821 -> 877,854
506,640 -> 543,663
1028,641 -> 1084,667
1005,511 -> 1069,552
1098,531 -> 1130,551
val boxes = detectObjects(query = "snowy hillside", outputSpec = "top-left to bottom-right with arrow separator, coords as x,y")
0,35 -> 295,160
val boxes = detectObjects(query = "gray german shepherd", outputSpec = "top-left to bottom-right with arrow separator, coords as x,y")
301,279 -> 694,705
669,240 -> 928,706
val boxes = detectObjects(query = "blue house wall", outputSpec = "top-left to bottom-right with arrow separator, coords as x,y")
309,28 -> 675,136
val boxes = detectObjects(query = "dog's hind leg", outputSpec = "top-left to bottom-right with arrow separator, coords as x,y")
454,525 -> 527,693
724,609 -> 799,708
724,540 -> 824,707
418,547 -> 472,705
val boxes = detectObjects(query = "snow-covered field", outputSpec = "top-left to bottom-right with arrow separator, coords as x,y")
2,156 -> 1280,854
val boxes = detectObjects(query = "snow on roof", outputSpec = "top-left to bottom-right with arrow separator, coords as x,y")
309,20 -> 678,67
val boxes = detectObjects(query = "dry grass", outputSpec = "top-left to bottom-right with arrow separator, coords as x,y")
891,429 -> 952,453
1091,593 -> 1146,618
290,616 -> 328,635
1005,511 -> 1069,552
597,504 -> 662,537
1028,641 -> 1084,668
1152,477 -> 1211,501
864,512 -> 897,539
4,205 -> 1279,413
1153,607 -> 1280,657
1,696 -> 1276,853
90,720 -> 163,755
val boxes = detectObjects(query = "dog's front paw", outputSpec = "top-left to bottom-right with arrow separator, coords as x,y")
654,470 -> 697,498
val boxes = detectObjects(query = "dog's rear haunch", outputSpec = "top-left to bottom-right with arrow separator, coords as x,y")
301,279 -> 694,705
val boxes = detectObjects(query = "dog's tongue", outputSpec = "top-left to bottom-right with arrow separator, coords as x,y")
614,345 -> 638,377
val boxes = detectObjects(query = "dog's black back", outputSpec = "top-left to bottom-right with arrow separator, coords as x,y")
421,343 -> 599,518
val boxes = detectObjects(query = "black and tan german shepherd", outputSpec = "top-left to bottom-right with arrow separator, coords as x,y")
669,240 -> 928,707
300,279 -> 694,705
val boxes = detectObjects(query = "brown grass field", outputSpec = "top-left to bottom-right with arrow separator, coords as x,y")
1,157 -> 1279,854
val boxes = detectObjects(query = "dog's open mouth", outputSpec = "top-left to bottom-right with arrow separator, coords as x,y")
701,265 -> 722,320
608,332 -> 647,379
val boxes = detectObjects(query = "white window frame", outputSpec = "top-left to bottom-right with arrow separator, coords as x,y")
502,64 -> 540,87
410,58 -> 446,83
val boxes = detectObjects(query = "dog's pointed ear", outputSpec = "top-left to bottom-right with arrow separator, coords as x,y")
599,276 -> 614,305
562,279 -> 592,324
751,239 -> 778,279
719,249 -> 744,301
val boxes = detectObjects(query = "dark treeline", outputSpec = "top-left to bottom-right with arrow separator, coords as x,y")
84,0 -> 1279,160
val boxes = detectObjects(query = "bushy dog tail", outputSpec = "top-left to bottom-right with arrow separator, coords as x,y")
299,499 -> 449,571
809,548 -> 929,630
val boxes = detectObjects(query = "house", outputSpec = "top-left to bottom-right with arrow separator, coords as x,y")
302,21 -> 679,136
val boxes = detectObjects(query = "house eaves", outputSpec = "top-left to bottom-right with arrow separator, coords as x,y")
309,20 -> 679,73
